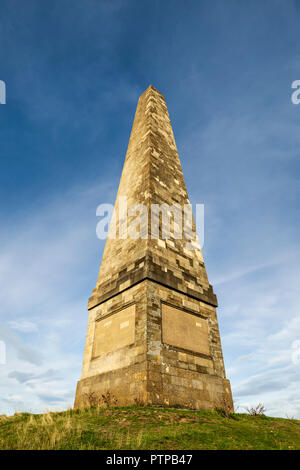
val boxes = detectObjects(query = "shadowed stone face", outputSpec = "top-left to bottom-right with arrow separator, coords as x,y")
74,86 -> 233,411
92,304 -> 136,358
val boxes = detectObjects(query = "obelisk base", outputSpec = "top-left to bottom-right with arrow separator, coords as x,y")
74,280 -> 233,412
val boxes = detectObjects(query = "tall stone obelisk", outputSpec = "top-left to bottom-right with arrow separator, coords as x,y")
74,85 -> 233,410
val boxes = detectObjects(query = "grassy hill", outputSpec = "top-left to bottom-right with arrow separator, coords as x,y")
0,405 -> 299,450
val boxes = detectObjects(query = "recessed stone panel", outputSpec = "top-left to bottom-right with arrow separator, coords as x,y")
162,303 -> 210,356
92,304 -> 136,358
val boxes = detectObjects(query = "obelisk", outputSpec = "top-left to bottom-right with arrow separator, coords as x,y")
74,85 -> 233,410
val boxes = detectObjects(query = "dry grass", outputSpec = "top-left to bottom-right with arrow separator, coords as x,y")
246,403 -> 267,416
0,409 -> 83,450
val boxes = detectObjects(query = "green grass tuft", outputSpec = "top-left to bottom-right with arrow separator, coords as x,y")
0,406 -> 299,450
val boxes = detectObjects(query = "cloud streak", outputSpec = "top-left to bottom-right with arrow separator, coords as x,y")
0,177 -> 115,414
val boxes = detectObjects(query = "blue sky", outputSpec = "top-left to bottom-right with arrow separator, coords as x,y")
0,0 -> 300,417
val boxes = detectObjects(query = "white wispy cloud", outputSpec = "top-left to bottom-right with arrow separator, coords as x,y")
8,321 -> 38,333
0,177 -> 116,415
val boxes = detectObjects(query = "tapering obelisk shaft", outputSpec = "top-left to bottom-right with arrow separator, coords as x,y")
74,86 -> 232,411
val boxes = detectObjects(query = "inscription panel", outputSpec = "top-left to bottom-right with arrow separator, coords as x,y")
93,304 -> 135,358
162,303 -> 210,356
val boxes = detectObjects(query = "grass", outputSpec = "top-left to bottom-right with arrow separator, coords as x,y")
0,405 -> 299,450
